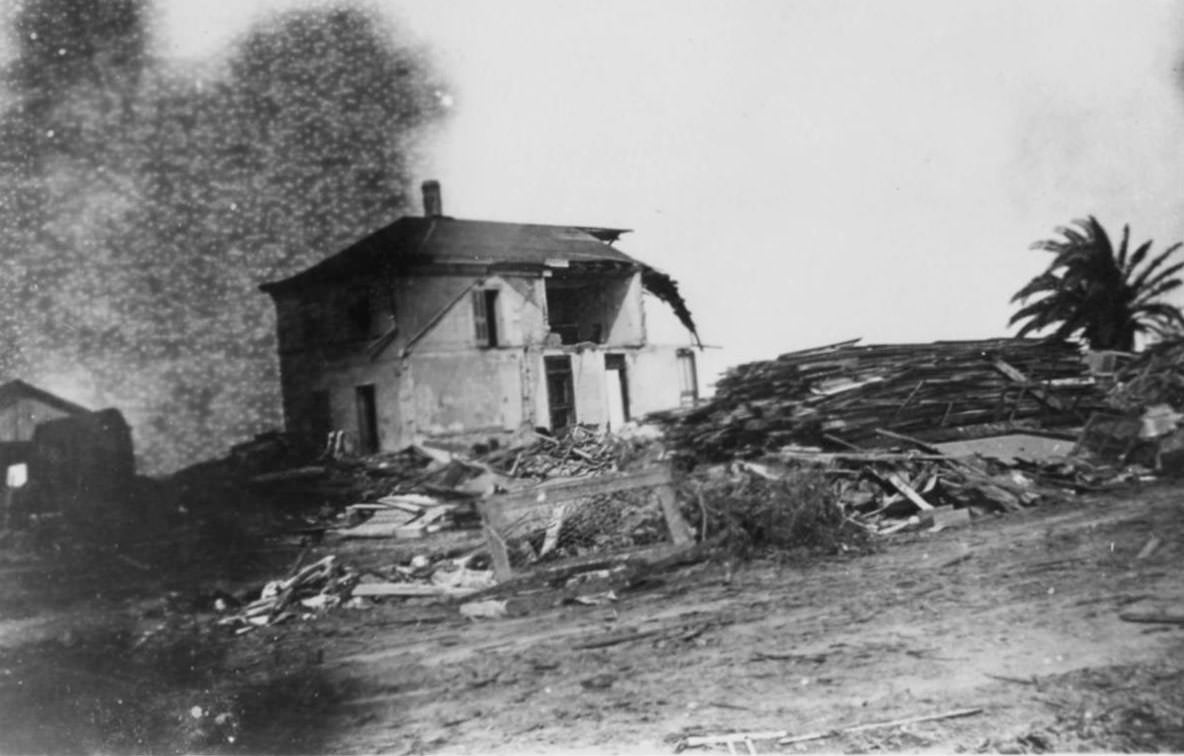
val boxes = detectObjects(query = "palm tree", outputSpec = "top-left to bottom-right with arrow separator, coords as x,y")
1009,216 -> 1184,351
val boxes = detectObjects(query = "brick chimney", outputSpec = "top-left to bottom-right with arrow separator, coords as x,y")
421,180 -> 443,217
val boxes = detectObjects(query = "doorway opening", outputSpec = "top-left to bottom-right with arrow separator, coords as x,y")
544,356 -> 575,431
355,384 -> 378,454
605,354 -> 630,430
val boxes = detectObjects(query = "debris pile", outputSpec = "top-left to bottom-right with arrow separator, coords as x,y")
803,448 -> 1110,535
480,425 -> 656,480
502,489 -> 671,568
1086,339 -> 1184,474
215,556 -> 357,633
351,551 -> 496,600
214,550 -> 499,634
690,461 -> 864,554
652,338 -> 1108,463
336,495 -> 473,540
302,426 -> 662,543
695,442 -> 1125,543
1107,338 -> 1184,411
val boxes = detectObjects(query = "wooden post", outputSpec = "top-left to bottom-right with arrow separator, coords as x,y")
479,498 -> 513,582
657,485 -> 692,545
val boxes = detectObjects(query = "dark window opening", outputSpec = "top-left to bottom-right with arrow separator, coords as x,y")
472,289 -> 500,347
545,280 -> 611,345
346,288 -> 372,339
605,353 -> 630,428
355,384 -> 378,454
300,301 -> 322,347
677,349 -> 699,407
545,356 -> 575,431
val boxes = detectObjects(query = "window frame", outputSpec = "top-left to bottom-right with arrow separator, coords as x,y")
472,288 -> 500,347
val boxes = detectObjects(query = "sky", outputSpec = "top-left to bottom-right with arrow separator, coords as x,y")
161,0 -> 1184,389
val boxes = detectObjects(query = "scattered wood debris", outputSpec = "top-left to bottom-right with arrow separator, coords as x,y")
775,706 -> 984,746
215,556 -> 354,633
1136,536 -> 1162,560
675,707 -> 986,753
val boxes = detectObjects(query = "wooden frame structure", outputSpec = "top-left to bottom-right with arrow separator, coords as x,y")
477,465 -> 693,582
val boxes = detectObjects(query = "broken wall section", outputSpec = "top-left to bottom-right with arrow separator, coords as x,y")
543,271 -> 643,346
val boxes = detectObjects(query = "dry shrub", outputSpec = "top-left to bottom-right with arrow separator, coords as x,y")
691,465 -> 868,559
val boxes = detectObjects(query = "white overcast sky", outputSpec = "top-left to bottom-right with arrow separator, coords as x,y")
159,0 -> 1184,385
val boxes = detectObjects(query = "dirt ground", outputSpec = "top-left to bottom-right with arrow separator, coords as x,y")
2,482 -> 1183,755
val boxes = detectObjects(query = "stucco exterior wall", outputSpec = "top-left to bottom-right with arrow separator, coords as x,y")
411,274 -> 546,352
606,272 -> 645,345
568,350 -> 609,426
628,344 -> 695,416
270,266 -> 694,452
405,350 -> 524,437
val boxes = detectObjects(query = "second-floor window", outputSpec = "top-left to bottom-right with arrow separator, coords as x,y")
345,287 -> 372,340
472,288 -> 500,347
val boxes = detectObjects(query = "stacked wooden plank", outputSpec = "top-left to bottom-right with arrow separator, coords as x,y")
334,494 -> 464,539
653,338 -> 1109,462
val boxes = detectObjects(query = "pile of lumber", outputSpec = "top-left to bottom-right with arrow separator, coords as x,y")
334,494 -> 467,539
653,338 -> 1109,462
481,425 -> 640,480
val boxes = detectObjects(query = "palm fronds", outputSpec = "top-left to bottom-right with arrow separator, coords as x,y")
1010,217 -> 1184,351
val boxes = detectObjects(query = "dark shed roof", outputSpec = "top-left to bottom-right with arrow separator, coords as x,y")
0,380 -> 89,415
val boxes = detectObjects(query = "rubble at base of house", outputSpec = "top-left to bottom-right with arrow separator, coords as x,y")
224,423 -> 663,542
185,336 -> 1184,634
479,424 -> 661,480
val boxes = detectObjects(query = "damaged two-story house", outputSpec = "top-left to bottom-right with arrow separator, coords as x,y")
260,181 -> 701,454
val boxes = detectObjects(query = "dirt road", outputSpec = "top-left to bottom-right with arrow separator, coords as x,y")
2,483 -> 1183,754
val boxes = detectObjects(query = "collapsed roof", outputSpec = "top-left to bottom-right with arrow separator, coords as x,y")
259,216 -> 700,346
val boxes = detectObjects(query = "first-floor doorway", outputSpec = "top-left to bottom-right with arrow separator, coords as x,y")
355,384 -> 378,454
545,356 -> 575,431
604,354 -> 630,431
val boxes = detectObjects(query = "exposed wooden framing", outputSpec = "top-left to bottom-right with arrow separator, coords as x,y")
883,472 -> 935,511
993,359 -> 1066,413
1007,385 -> 1027,423
477,465 -> 691,582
